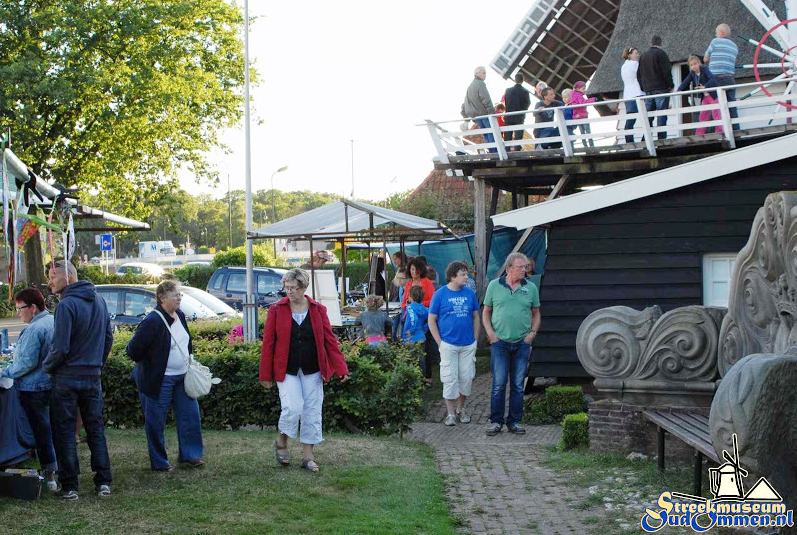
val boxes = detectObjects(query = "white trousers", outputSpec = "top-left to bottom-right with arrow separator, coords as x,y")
439,341 -> 477,399
276,370 -> 324,444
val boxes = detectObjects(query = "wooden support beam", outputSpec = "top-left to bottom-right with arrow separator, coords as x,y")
485,185 -> 501,272
474,178 -> 487,301
511,191 -> 518,210
340,238 -> 347,307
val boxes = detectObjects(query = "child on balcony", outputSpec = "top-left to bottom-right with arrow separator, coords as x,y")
570,81 -> 597,147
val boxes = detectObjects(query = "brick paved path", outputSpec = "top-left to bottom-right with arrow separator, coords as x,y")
410,375 -> 604,535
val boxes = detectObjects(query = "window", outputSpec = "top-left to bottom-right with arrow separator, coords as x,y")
98,290 -> 119,315
124,291 -> 156,317
212,273 -> 225,290
702,254 -> 737,307
227,273 -> 246,292
257,274 -> 282,295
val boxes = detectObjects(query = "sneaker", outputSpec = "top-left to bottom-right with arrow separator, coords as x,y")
457,410 -> 471,424
444,414 -> 457,426
57,489 -> 78,501
96,484 -> 111,497
507,423 -> 527,435
46,479 -> 59,492
485,422 -> 502,436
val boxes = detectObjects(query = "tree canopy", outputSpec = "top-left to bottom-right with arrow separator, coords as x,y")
0,0 -> 250,219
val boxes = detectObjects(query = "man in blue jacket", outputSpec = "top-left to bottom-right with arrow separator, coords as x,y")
43,260 -> 113,500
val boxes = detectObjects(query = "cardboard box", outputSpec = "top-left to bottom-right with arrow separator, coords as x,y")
0,470 -> 42,500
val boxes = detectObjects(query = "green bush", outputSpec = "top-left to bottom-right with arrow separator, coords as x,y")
522,385 -> 585,425
197,245 -> 210,254
545,385 -> 584,421
212,244 -> 281,268
171,265 -> 216,290
102,324 -> 422,436
77,264 -> 153,285
560,412 -> 589,450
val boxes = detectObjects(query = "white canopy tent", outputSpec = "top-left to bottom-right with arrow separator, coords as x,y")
249,199 -> 449,239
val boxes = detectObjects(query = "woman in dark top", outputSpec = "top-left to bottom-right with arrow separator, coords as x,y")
127,279 -> 204,471
259,269 -> 349,472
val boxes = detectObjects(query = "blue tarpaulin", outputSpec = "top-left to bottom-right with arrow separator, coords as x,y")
350,227 -> 546,282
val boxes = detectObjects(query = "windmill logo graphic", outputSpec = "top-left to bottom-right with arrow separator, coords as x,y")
640,433 -> 792,533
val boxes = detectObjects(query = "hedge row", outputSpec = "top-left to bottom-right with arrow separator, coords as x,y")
102,326 -> 424,436
523,385 -> 586,425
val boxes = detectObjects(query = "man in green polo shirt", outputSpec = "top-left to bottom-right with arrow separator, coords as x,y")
483,252 -> 541,436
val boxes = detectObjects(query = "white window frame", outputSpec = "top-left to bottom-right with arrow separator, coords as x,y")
702,253 -> 737,307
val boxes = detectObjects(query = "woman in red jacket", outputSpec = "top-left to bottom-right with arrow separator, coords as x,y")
259,268 -> 349,473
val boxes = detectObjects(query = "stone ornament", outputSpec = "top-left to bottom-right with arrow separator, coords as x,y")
576,305 -> 724,383
709,351 -> 797,509
718,192 -> 797,377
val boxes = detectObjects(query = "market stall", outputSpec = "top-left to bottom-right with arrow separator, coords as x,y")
248,199 -> 457,335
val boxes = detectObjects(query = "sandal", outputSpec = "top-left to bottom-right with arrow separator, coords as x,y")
301,459 -> 320,473
274,441 -> 290,466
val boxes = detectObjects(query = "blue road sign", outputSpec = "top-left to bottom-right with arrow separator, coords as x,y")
100,234 -> 113,252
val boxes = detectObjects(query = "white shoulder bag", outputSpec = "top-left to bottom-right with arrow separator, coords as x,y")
154,310 -> 220,399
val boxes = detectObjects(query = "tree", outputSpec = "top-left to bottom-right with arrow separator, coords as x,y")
0,0 -> 251,220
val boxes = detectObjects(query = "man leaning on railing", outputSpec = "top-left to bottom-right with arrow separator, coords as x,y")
705,23 -> 740,131
461,66 -> 496,153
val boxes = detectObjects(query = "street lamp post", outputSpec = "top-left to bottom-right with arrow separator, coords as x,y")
270,165 -> 288,258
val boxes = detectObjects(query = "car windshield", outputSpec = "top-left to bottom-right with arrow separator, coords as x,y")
182,287 -> 237,315
179,293 -> 218,320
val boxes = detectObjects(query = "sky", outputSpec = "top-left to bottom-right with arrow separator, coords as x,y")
180,1 -> 534,201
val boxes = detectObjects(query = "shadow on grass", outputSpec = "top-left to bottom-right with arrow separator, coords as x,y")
0,429 -> 457,535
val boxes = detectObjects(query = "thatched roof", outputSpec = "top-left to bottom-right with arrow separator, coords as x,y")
588,0 -> 787,96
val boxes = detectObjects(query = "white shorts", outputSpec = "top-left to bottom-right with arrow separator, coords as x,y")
276,370 -> 324,444
438,341 -> 477,399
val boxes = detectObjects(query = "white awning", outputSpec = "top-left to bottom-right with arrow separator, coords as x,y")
249,199 -> 448,239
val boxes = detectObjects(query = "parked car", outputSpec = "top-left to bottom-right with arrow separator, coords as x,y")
181,286 -> 241,319
206,266 -> 288,310
116,262 -> 165,279
95,284 -> 218,328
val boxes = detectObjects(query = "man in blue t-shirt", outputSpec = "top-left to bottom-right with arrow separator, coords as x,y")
429,261 -> 481,426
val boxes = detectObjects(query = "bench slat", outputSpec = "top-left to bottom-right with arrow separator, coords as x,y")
643,410 -> 718,462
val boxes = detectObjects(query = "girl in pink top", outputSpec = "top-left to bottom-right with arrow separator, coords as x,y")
570,81 -> 596,147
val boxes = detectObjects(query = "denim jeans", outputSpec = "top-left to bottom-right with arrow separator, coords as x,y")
489,340 -> 531,426
51,375 -> 112,492
645,89 -> 671,139
19,390 -> 58,471
534,127 -> 562,149
714,75 -> 739,130
475,118 -> 497,153
624,100 -> 639,143
140,374 -> 203,469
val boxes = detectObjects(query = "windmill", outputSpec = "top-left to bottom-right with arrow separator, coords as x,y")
737,0 -> 797,113
709,434 -> 748,500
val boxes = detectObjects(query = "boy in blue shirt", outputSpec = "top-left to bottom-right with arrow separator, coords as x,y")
404,286 -> 429,343
429,261 -> 481,426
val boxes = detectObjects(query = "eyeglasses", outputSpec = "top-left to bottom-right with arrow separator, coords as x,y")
168,293 -> 184,299
15,305 -> 30,312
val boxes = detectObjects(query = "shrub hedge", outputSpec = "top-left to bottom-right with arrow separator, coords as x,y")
102,324 -> 423,436
560,412 -> 589,450
170,265 -> 216,290
211,245 -> 280,268
523,385 -> 585,425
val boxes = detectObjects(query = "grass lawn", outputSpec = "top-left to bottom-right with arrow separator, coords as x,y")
0,428 -> 457,535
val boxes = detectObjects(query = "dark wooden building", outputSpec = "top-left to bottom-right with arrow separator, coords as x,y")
490,135 -> 797,377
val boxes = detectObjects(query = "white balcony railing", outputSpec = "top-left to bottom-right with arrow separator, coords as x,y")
423,77 -> 797,161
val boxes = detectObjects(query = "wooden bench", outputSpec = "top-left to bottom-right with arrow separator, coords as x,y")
642,410 -> 719,496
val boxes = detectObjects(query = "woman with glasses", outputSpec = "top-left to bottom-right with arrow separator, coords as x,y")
127,279 -> 204,471
0,288 -> 58,491
260,268 -> 349,473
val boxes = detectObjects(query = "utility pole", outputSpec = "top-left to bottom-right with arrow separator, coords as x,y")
227,172 -> 232,248
350,139 -> 354,198
243,0 -> 256,342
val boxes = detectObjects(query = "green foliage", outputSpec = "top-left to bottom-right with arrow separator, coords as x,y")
560,412 -> 589,451
76,264 -> 154,285
197,246 -> 210,254
0,1 -> 250,221
545,386 -> 585,421
523,385 -> 585,425
211,244 -> 281,268
102,325 -> 422,435
170,265 -> 216,290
